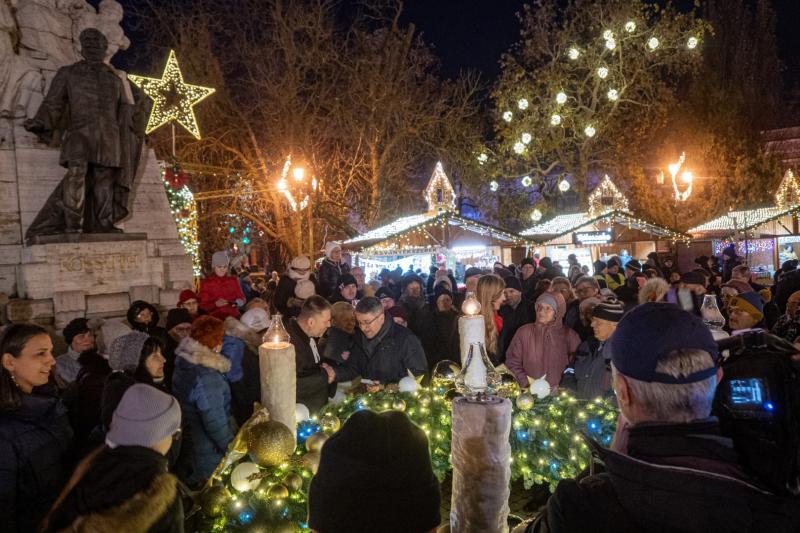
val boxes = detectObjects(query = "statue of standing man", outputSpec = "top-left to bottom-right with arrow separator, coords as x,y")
23,27 -> 143,241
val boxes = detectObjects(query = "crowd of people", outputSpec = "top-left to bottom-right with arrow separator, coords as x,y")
2,240 -> 800,532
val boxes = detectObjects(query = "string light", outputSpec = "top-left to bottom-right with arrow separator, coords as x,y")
161,165 -> 200,276
489,180 -> 499,192
517,98 -> 529,110
477,153 -> 488,165
648,37 -> 660,50
568,47 -> 580,60
550,114 -> 562,126
605,38 -> 616,50
128,50 -> 215,139
588,174 -> 629,216
521,175 -> 533,187
521,132 -> 532,145
584,125 -> 596,137
423,162 -> 456,213
602,30 -> 614,40
687,36 -> 698,49
607,89 -> 619,101
558,179 -> 571,192
776,170 -> 800,210
596,66 -> 609,79
555,91 -> 567,104
502,111 -> 513,122
513,141 -> 526,154
689,206 -> 798,234
625,21 -> 636,32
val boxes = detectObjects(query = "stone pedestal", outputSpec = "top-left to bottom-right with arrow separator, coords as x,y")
1,119 -> 194,328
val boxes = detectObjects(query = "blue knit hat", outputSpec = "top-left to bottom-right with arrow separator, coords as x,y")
607,302 -> 718,383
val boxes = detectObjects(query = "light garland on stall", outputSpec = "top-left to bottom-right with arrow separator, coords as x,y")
688,206 -> 798,234
587,174 -> 629,217
522,210 -> 688,244
712,239 -> 774,256
775,169 -> 800,211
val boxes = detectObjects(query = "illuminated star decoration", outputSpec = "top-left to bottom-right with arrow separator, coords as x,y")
128,50 -> 215,139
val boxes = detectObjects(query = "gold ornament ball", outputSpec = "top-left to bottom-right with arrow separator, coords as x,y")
431,359 -> 461,386
267,483 -> 289,500
302,451 -> 321,474
200,485 -> 229,517
392,398 -> 407,411
498,372 -> 520,398
516,392 -> 535,411
247,420 -> 295,467
305,432 -> 328,453
283,472 -> 303,491
320,414 -> 341,434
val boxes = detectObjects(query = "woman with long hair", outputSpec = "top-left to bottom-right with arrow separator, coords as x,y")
0,324 -> 73,532
475,274 -> 506,365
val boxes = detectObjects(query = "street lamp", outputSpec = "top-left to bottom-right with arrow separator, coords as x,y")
277,158 -> 318,256
668,152 -> 692,202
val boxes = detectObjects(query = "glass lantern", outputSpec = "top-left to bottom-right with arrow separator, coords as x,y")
461,292 -> 482,316
262,313 -> 291,347
455,342 -> 500,400
700,294 -> 725,331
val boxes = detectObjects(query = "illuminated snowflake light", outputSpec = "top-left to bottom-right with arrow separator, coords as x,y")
687,37 -> 698,49
521,132 -> 532,145
584,125 -> 596,137
559,179 -> 571,192
502,111 -> 513,122
550,114 -> 562,126
517,98 -> 529,110
477,153 -> 488,165
489,180 -> 499,192
605,38 -> 616,50
607,89 -> 619,101
625,21 -> 636,33
521,175 -> 533,187
556,92 -> 567,104
568,47 -> 580,60
531,208 -> 543,221
602,30 -> 614,40
513,142 -> 526,154
648,37 -> 660,50
597,66 -> 609,79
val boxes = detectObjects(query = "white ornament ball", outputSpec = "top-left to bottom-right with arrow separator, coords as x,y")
398,375 -> 418,393
295,403 -> 310,423
231,461 -> 261,492
530,377 -> 551,399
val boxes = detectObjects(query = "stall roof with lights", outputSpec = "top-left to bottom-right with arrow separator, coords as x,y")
520,175 -> 686,244
688,170 -> 800,237
344,162 -> 525,253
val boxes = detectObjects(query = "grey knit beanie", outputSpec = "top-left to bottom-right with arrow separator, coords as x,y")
107,383 -> 181,448
109,331 -> 149,372
212,251 -> 229,269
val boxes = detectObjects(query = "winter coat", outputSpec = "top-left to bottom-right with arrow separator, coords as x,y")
420,309 -> 461,369
43,445 -> 183,533
569,337 -> 612,400
56,347 -> 82,384
498,301 -> 534,363
505,293 -> 581,391
335,313 -> 428,384
776,268 -> 800,314
526,419 -> 800,533
321,326 -> 356,366
317,259 -> 350,299
171,337 -> 234,485
604,272 -> 625,290
223,317 -> 264,426
66,350 -> 112,456
400,294 -> 433,340
0,393 -> 74,533
771,311 -> 800,343
287,318 -> 331,413
199,274 -> 246,320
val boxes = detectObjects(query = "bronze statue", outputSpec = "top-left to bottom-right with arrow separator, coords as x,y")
23,28 -> 145,241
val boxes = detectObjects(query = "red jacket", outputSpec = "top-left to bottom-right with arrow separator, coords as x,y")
199,275 -> 245,319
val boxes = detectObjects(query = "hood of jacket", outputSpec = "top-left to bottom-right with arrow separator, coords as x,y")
126,300 -> 160,332
175,337 -> 231,373
224,316 -> 262,353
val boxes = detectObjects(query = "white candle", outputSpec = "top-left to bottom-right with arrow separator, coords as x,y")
464,347 -> 487,391
458,315 -> 485,366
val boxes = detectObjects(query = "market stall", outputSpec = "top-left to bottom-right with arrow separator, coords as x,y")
344,162 -> 526,280
520,175 -> 686,269
688,170 -> 800,278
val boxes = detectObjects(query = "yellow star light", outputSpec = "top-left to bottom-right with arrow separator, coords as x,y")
128,50 -> 215,139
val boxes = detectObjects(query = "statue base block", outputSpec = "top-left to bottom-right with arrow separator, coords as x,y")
27,232 -> 147,245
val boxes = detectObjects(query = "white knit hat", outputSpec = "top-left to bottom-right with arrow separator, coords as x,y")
212,251 -> 229,268
107,384 -> 181,448
295,279 -> 316,299
290,256 -> 311,270
241,308 -> 270,332
324,242 -> 341,259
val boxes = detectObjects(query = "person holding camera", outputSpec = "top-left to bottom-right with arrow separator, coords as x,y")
524,303 -> 800,533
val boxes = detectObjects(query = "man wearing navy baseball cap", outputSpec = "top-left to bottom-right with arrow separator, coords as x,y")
523,303 -> 800,533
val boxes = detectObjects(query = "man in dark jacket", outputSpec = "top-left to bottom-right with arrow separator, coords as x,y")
498,276 -> 534,361
333,297 -> 427,384
399,273 -> 432,339
287,296 -> 335,412
527,303 -> 800,533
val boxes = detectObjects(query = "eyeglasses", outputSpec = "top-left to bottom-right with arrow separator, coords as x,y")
357,313 -> 382,328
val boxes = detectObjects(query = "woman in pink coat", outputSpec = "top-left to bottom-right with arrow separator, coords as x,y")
505,291 -> 580,392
